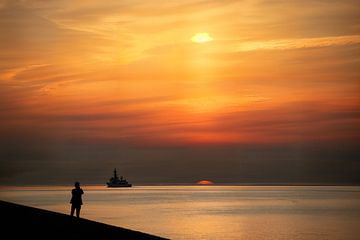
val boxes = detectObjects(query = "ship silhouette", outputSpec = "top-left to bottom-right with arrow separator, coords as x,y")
106,168 -> 132,187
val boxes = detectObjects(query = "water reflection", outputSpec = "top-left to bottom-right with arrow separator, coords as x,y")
1,186 -> 359,240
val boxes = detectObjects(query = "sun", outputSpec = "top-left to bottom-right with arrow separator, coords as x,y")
191,33 -> 213,43
197,180 -> 214,185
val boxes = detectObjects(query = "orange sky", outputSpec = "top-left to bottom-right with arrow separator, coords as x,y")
1,1 -> 360,184
1,0 -> 359,147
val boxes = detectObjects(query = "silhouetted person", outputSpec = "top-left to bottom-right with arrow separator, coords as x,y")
70,181 -> 84,218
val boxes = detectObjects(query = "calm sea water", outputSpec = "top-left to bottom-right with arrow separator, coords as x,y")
1,185 -> 359,240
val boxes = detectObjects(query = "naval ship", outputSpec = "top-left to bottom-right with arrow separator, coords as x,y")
106,168 -> 132,187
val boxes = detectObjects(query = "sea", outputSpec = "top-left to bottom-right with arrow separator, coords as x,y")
1,185 -> 359,240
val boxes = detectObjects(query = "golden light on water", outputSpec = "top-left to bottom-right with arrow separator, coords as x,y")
191,33 -> 213,43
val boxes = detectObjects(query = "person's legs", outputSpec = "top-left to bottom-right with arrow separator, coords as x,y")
70,205 -> 75,216
76,206 -> 81,218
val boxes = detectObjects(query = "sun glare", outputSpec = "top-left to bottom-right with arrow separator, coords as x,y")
191,32 -> 213,43
197,180 -> 214,185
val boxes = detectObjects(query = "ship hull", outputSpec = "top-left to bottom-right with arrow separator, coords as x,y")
106,183 -> 132,188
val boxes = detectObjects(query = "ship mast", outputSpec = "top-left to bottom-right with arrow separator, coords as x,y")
114,168 -> 118,179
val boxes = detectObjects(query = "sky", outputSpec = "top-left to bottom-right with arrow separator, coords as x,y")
0,0 -> 359,185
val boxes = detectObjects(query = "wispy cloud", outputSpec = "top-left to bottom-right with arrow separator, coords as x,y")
0,64 -> 50,81
235,35 -> 360,52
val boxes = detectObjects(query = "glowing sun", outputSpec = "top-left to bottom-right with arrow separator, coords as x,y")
191,33 -> 213,43
197,180 -> 214,185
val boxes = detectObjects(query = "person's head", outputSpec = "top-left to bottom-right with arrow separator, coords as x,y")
74,181 -> 80,188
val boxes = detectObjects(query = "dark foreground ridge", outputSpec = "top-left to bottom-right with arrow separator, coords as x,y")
1,200 -> 169,240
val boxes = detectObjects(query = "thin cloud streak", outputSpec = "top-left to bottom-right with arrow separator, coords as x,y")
235,35 -> 360,52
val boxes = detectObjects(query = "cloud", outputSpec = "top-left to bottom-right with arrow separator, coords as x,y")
0,1 -> 118,69
235,35 -> 360,52
0,64 -> 50,81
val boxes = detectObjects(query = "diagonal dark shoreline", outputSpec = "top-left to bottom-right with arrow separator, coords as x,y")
0,200 -> 169,240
